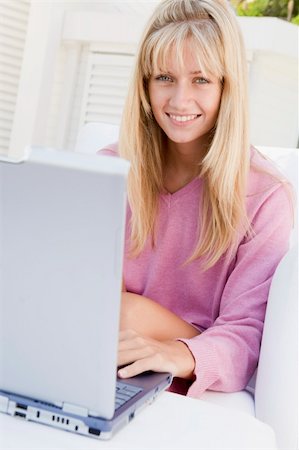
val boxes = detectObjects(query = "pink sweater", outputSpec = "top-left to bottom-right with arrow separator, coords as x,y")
100,144 -> 293,397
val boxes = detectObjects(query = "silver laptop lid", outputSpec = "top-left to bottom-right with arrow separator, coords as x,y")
0,147 -> 129,419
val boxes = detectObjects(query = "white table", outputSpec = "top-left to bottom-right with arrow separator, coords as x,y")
0,391 -> 276,450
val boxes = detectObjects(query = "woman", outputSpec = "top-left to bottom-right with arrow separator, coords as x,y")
100,0 -> 293,397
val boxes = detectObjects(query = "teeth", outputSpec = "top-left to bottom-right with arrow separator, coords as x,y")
169,114 -> 198,122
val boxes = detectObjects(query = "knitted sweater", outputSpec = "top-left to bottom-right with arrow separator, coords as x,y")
99,143 -> 293,397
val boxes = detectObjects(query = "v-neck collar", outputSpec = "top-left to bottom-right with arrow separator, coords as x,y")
160,176 -> 202,202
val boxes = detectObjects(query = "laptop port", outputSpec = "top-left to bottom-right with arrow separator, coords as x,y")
14,411 -> 26,418
88,427 -> 101,436
129,411 -> 135,421
16,403 -> 27,410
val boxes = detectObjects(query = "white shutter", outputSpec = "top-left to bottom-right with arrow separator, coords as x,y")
0,0 -> 30,155
54,43 -> 90,152
79,52 -> 135,128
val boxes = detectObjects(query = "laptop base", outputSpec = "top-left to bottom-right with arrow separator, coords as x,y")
0,373 -> 172,439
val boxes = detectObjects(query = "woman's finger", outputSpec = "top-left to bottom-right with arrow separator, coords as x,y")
118,345 -> 154,366
118,352 -> 172,378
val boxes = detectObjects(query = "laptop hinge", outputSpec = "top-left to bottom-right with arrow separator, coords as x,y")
0,394 -> 9,413
62,402 -> 89,417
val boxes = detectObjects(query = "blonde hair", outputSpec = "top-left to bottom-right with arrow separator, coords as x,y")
119,0 -> 250,269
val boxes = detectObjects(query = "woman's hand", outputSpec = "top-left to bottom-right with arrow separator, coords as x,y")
118,329 -> 196,380
118,292 -> 200,379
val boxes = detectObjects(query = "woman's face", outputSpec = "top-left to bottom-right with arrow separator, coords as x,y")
148,43 -> 222,151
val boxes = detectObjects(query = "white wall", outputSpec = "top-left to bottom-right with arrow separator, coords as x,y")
238,17 -> 298,148
249,50 -> 298,148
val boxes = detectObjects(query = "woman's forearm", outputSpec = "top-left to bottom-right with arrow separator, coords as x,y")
120,291 -> 200,341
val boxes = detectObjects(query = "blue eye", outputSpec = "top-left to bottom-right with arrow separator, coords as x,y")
195,77 -> 209,84
156,75 -> 172,82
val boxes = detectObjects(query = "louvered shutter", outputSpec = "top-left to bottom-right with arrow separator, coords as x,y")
0,0 -> 30,155
79,52 -> 135,127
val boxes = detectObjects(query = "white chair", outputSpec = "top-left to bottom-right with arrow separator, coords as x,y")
76,122 -> 298,450
75,122 -> 119,154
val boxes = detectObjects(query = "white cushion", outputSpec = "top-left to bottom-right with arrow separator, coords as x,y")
75,122 -> 119,154
256,146 -> 298,194
200,390 -> 255,416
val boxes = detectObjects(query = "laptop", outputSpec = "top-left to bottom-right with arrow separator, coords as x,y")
0,146 -> 172,439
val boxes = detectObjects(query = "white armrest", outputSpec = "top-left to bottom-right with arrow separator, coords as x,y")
255,244 -> 298,450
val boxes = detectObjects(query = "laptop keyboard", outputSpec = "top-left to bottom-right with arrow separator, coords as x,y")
115,382 -> 143,410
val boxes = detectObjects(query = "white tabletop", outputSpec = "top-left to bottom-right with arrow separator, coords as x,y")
0,391 -> 276,450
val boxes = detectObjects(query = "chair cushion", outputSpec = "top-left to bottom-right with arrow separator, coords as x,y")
199,390 -> 255,416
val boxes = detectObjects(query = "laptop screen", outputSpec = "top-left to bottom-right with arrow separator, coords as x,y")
0,147 -> 129,419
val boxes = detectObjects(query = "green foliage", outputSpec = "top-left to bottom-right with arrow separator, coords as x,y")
236,0 -> 269,16
231,0 -> 299,22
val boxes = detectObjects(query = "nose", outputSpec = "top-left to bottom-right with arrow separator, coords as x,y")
168,81 -> 193,110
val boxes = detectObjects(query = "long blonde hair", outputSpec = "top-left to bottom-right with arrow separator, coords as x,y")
119,0 -> 250,269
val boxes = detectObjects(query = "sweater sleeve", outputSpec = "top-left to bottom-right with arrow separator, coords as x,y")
97,142 -> 119,157
179,183 -> 293,397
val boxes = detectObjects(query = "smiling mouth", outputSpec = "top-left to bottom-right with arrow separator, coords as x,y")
167,113 -> 201,123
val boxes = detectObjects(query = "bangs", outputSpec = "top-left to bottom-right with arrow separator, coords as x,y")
142,20 -> 225,81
